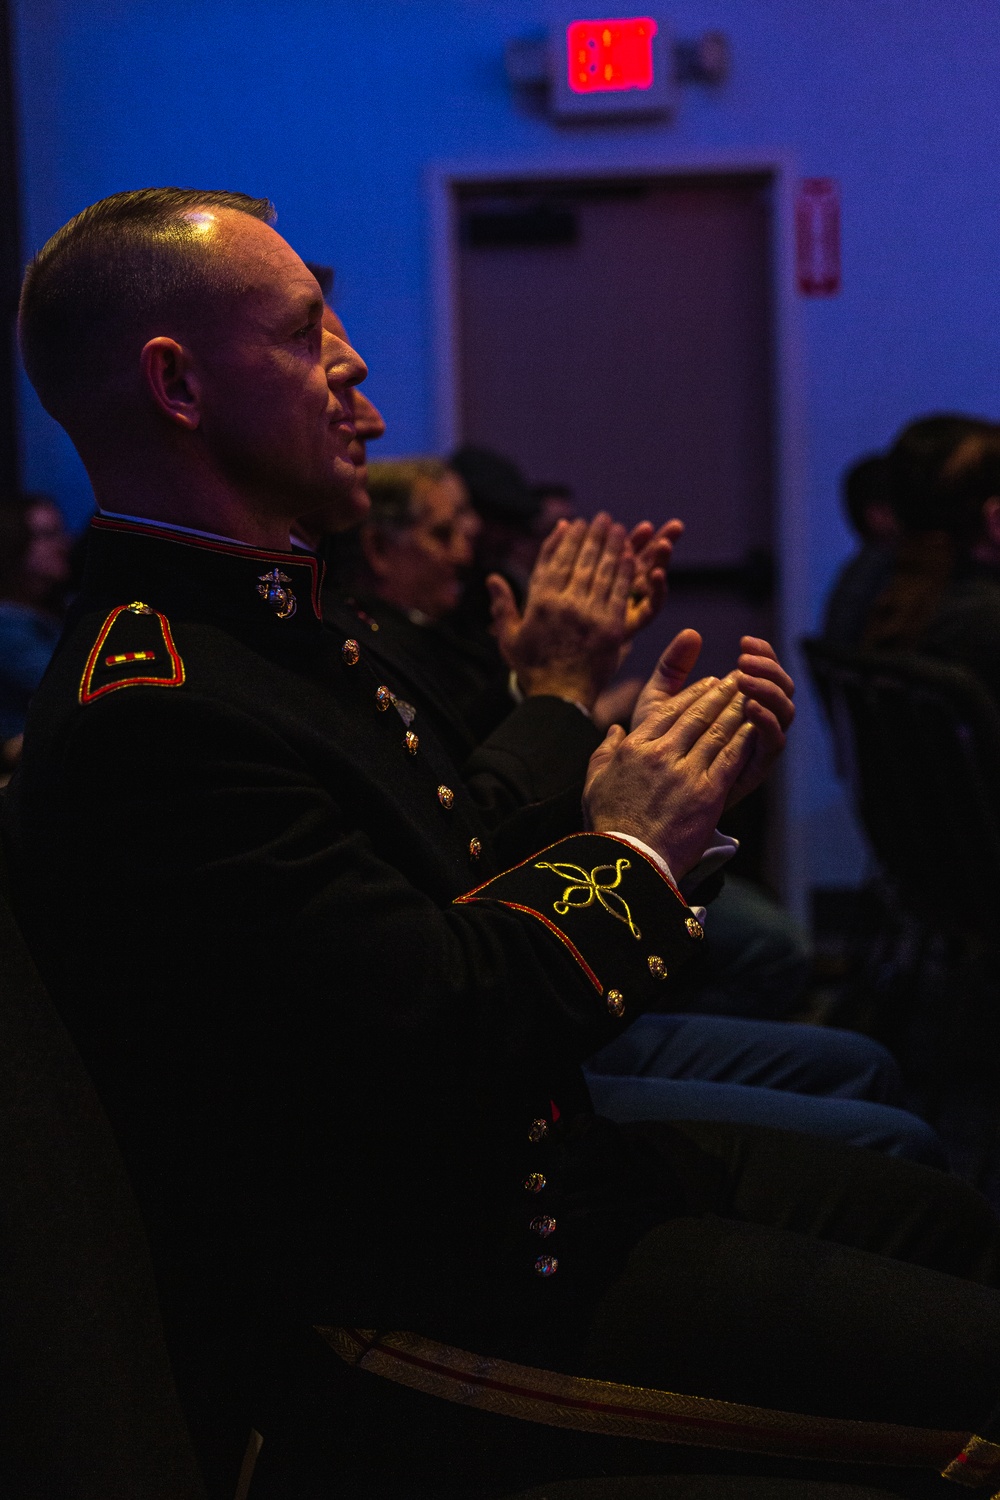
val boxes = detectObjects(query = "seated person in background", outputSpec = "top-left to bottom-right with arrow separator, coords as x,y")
451,443 -> 545,616
351,456 -> 502,741
347,454 -> 676,753
0,496 -> 70,755
300,313 -> 645,832
863,415 -> 1000,707
531,479 -> 577,538
821,452 -> 898,648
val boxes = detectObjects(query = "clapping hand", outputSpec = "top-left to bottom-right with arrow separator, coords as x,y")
728,635 -> 796,804
487,513 -> 636,711
631,629 -> 795,807
584,675 -> 757,879
624,518 -> 684,638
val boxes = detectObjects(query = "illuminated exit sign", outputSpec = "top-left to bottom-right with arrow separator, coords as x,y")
551,9 -> 673,119
568,17 -> 656,93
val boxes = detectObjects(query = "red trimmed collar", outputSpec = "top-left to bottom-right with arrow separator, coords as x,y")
89,514 -> 324,620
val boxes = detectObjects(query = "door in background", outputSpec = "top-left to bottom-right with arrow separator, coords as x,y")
454,174 -> 776,689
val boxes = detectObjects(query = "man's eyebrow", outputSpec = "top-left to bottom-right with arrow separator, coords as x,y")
287,291 -> 324,325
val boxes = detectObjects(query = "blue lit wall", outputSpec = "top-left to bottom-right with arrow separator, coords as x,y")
13,0 -> 1000,898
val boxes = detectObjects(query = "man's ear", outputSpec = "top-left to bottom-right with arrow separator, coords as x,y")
983,497 -> 1000,552
140,337 -> 202,430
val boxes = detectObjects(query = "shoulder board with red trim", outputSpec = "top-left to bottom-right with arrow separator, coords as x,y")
79,601 -> 186,704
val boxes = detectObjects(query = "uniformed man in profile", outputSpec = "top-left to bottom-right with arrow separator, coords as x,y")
8,189 -> 1000,1500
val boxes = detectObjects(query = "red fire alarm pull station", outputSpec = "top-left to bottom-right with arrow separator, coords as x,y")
567,16 -> 657,93
551,9 -> 673,119
796,178 -> 841,296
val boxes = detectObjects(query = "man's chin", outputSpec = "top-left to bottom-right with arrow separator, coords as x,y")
301,468 -> 370,534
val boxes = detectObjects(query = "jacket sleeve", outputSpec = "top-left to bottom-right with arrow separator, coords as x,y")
35,690 -> 702,1072
462,694 -> 603,828
455,828 -> 703,1025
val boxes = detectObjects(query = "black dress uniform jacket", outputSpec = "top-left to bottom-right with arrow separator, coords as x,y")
321,588 -> 604,833
323,589 -> 519,764
3,517 -> 708,1452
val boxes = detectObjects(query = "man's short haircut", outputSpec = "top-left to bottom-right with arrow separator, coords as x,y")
365,459 -> 453,537
19,187 -> 275,424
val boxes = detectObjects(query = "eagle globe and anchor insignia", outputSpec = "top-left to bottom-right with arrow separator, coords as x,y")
257,568 -> 297,620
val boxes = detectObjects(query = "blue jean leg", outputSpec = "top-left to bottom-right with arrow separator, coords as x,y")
582,1071 -> 947,1165
587,1013 -> 903,1103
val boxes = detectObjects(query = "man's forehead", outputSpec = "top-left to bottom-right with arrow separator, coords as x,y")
207,207 -> 320,306
416,473 -> 464,514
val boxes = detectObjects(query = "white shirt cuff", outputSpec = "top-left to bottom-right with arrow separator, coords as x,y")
605,830 -> 738,926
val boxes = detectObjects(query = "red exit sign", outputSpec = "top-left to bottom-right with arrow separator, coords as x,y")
551,10 -> 672,119
567,16 -> 657,93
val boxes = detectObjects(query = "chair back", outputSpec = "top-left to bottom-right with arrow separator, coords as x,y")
0,820 -> 206,1498
802,639 -> 1000,936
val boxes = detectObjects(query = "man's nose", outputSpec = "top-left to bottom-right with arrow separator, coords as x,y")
324,330 -> 368,389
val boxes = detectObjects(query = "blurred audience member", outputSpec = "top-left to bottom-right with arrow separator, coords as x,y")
0,496 -> 70,757
352,457 -> 678,751
531,480 -> 577,538
353,457 -> 507,741
449,446 -> 683,728
360,458 -> 481,623
821,453 -> 898,648
864,416 -> 1000,704
450,444 -> 541,617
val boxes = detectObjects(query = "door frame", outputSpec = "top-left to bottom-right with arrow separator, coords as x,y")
427,151 -> 809,917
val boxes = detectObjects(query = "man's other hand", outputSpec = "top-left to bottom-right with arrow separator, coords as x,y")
487,513 -> 635,711
729,635 -> 796,806
630,630 -> 795,808
630,628 -> 705,732
583,675 -> 756,879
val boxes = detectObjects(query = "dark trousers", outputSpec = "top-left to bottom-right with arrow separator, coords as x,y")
247,1121 -> 1000,1500
586,1121 -> 1000,1429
